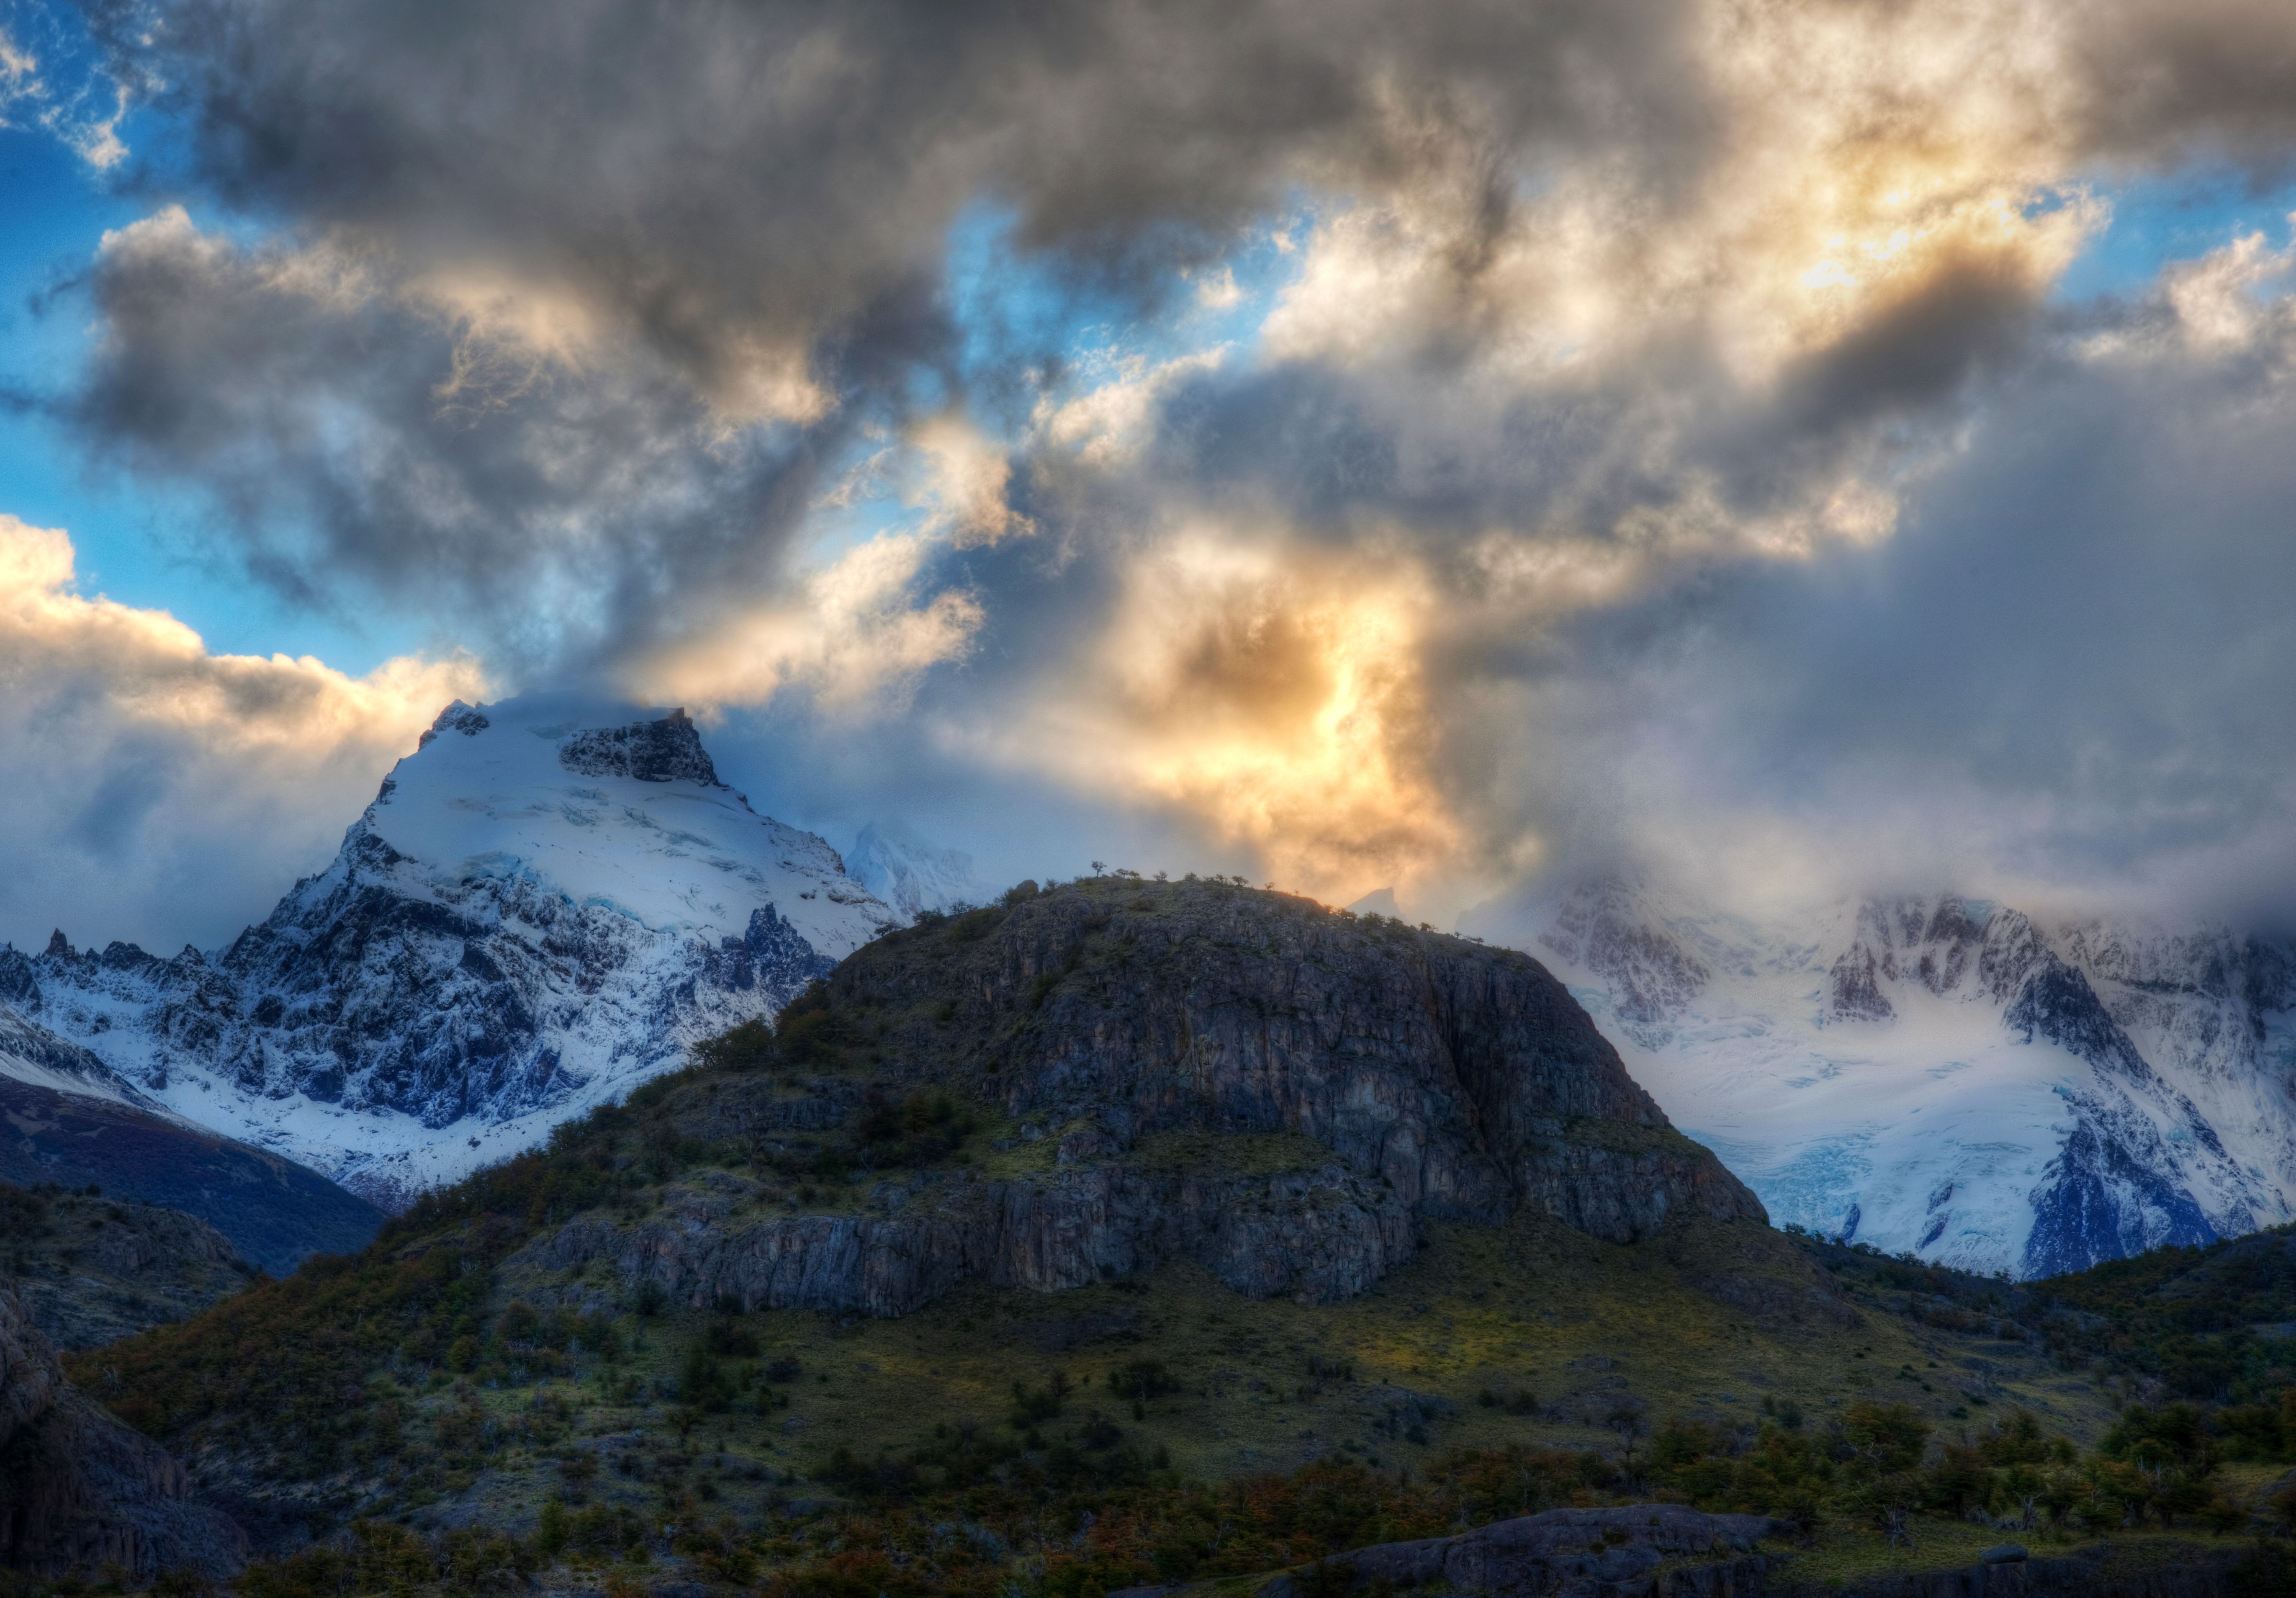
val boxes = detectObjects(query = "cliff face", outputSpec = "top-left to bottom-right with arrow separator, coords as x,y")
526,1154 -> 1418,1315
524,879 -> 1762,1318
829,879 -> 1764,1242
0,1285 -> 245,1579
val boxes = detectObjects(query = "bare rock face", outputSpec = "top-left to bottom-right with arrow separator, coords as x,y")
1254,1504 -> 1785,1598
532,880 -> 1763,1322
830,880 -> 1765,1244
0,1285 -> 246,1579
557,708 -> 720,785
524,1157 -> 1416,1313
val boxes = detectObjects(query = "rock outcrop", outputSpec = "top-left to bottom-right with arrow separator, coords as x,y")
1795,1540 -> 2238,1596
526,877 -> 1762,1318
523,1156 -> 1416,1313
0,1284 -> 245,1579
1254,1504 -> 1784,1598
830,879 -> 1765,1244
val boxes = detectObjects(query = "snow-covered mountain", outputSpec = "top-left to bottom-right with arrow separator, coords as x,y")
1475,880 -> 2296,1278
3,696 -> 898,1208
0,998 -> 166,1114
0,998 -> 383,1271
845,821 -> 987,920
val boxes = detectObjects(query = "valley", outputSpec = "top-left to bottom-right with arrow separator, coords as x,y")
10,712 -> 2296,1595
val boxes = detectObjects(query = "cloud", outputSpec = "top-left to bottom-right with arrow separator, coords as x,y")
0,9 -> 128,168
36,0 -> 2296,923
1445,232 -> 2296,919
0,515 -> 481,951
985,528 -> 1465,907
627,530 -> 982,712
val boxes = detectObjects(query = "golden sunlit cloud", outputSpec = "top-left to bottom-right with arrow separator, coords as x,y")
1267,0 -> 2105,390
995,529 -> 1467,908
0,512 -> 483,767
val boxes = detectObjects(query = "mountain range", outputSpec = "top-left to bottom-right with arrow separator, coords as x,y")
13,693 -> 2296,1288
1475,880 -> 2296,1279
11,709 -> 2296,1592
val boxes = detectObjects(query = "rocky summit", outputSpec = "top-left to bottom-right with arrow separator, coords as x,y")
3,695 -> 897,1208
522,875 -> 1764,1320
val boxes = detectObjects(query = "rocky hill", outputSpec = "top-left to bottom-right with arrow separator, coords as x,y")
67,876 -> 2286,1595
0,1184 -> 252,1351
543,876 -> 1765,1319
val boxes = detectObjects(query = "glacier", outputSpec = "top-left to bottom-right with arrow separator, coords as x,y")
1472,880 -> 2296,1278
0,695 -> 898,1208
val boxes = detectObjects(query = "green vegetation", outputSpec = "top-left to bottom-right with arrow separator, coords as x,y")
1,1179 -> 255,1350
57,885 -> 2296,1595
1792,1222 -> 2296,1420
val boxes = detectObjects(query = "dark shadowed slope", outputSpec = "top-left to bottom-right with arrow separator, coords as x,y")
0,1070 -> 381,1275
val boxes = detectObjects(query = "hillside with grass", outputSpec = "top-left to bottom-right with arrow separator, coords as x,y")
0,1182 -> 254,1350
37,878 -> 2296,1596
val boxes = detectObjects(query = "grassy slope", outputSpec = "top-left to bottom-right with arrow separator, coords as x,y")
62,880 -> 2296,1593
66,1106 -> 2153,1590
2,1181 -> 255,1350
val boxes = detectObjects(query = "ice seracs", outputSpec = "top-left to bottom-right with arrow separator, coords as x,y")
8,695 -> 898,1208
1476,880 -> 2296,1279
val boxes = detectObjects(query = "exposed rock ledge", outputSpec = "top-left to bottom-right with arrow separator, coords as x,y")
523,879 -> 1770,1320
0,1284 -> 245,1579
1252,1504 -> 1784,1598
520,1160 -> 1417,1314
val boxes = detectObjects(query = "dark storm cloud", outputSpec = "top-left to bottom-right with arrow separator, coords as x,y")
34,0 -> 2296,919
63,204 -> 923,664
2077,0 -> 2296,165
1481,284 -> 2296,912
54,0 -> 1709,669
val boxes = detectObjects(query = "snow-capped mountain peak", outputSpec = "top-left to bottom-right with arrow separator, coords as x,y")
1485,880 -> 2296,1279
845,820 -> 987,921
10,695 -> 898,1208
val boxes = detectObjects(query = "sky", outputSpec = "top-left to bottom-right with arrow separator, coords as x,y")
10,0 -> 2296,952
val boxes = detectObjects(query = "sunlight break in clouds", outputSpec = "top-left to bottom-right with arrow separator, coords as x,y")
44,0 -> 2296,922
0,515 -> 483,949
1003,531 -> 1466,910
